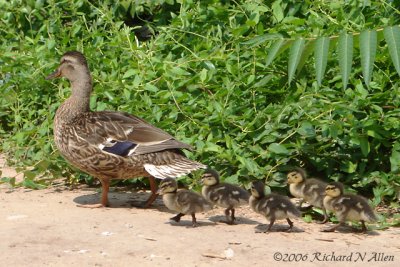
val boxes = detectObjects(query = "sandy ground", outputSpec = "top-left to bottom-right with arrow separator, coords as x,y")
1,158 -> 399,267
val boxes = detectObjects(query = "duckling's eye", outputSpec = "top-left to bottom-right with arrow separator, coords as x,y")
61,59 -> 72,65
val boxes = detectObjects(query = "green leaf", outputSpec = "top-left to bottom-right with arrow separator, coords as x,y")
384,26 -> 400,77
338,32 -> 353,90
303,214 -> 313,223
0,177 -> 16,186
359,136 -> 370,157
123,69 -> 136,79
390,150 -> 400,172
272,0 -> 284,22
340,161 -> 357,173
199,69 -> 207,82
224,174 -> 239,184
268,143 -> 289,155
241,33 -> 283,47
265,39 -> 288,67
204,142 -> 221,152
169,67 -> 191,76
314,36 -> 330,86
22,178 -> 46,189
359,30 -> 377,87
145,83 -> 159,92
297,121 -> 315,137
296,40 -> 315,75
288,38 -> 305,84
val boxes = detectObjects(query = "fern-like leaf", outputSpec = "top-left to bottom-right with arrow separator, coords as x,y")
265,39 -> 289,67
288,38 -> 305,84
384,26 -> 400,77
314,36 -> 330,86
338,32 -> 353,90
360,30 -> 377,87
296,40 -> 315,75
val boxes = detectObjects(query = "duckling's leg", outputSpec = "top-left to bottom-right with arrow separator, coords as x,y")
318,208 -> 329,224
230,208 -> 236,224
170,213 -> 184,223
255,219 -> 275,233
142,176 -> 158,208
286,218 -> 294,232
191,213 -> 198,227
266,218 -> 275,232
77,178 -> 110,208
222,208 -> 235,225
359,220 -> 368,233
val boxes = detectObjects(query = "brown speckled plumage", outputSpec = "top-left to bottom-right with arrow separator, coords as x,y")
47,51 -> 206,208
322,182 -> 377,233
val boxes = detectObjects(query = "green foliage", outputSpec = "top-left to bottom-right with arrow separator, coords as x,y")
338,32 -> 354,90
0,0 -> 399,205
314,36 -> 330,87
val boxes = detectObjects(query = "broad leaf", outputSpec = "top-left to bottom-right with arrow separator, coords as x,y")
384,26 -> 400,77
360,30 -> 377,87
268,143 -> 289,155
390,150 -> 400,172
123,69 -> 136,79
288,38 -> 305,84
340,161 -> 357,173
272,0 -> 284,22
314,36 -> 330,86
359,136 -> 370,157
338,32 -> 353,90
297,121 -> 315,137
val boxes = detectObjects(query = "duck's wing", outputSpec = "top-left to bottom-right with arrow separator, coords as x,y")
80,111 -> 193,156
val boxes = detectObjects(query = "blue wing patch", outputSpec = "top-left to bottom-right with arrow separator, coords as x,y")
102,141 -> 137,157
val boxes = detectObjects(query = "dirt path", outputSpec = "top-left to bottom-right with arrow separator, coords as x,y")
0,157 -> 399,266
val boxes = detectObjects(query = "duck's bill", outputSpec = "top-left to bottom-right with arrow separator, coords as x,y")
46,69 -> 61,80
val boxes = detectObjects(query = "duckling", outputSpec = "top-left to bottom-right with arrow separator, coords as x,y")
287,168 -> 329,223
322,182 -> 377,233
158,178 -> 212,227
201,169 -> 250,225
249,181 -> 301,232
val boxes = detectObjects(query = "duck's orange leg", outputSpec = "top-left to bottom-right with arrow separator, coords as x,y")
142,176 -> 158,208
77,179 -> 110,208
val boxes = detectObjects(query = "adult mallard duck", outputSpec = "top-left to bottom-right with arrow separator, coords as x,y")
46,51 -> 206,208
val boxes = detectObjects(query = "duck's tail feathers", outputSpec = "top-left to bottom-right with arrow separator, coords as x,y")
364,210 -> 378,222
144,159 -> 207,179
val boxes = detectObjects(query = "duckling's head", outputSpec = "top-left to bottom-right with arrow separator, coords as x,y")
158,178 -> 178,195
325,182 -> 344,198
287,167 -> 306,184
46,51 -> 91,88
201,169 -> 220,186
250,180 -> 265,198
